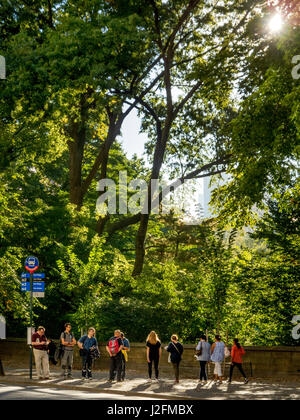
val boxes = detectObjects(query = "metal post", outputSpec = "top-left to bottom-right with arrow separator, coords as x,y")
0,340 -> 4,376
29,272 -> 33,380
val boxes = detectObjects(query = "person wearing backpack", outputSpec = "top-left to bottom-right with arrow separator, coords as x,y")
32,326 -> 50,380
106,330 -> 124,383
228,338 -> 249,384
165,335 -> 183,384
195,335 -> 211,384
60,323 -> 76,379
78,327 -> 98,380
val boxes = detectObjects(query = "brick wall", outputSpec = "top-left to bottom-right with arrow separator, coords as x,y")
0,339 -> 299,380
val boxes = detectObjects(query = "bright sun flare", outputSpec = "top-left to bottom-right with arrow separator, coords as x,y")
268,14 -> 284,33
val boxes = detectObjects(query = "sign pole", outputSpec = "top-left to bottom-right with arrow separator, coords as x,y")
29,271 -> 33,380
25,256 -> 39,380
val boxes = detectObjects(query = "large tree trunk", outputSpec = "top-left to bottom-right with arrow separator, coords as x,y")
132,213 -> 150,276
68,124 -> 85,210
132,122 -> 169,276
95,113 -> 123,235
67,93 -> 89,210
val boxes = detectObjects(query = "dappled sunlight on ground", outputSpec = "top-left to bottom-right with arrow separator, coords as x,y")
1,368 -> 299,400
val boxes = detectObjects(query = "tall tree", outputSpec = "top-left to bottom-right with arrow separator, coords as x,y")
119,0 -> 267,275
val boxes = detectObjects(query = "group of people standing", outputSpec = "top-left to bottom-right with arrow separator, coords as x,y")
146,331 -> 183,384
196,334 -> 249,385
32,325 -> 130,381
32,325 -> 248,385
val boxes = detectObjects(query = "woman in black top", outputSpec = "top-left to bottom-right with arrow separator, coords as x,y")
146,331 -> 161,381
166,334 -> 183,384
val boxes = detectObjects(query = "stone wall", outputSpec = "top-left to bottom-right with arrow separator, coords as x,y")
0,339 -> 300,380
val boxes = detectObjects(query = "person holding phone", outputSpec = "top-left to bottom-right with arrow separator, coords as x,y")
32,326 -> 50,380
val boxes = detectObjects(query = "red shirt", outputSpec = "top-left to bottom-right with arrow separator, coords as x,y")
231,345 -> 245,363
32,332 -> 48,351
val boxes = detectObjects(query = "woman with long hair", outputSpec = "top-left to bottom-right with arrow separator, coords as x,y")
146,331 -> 161,382
228,338 -> 249,384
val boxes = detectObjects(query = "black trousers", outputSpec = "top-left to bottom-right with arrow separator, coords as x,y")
172,362 -> 180,381
229,362 -> 247,381
109,353 -> 122,381
148,357 -> 159,379
199,361 -> 208,380
82,353 -> 92,378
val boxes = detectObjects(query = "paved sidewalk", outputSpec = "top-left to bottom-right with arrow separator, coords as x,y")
0,368 -> 300,400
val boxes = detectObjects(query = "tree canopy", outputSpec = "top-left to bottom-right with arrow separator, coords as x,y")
0,0 -> 299,345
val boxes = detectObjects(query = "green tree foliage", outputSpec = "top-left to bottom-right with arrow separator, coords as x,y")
0,1 -> 299,345
212,21 -> 300,227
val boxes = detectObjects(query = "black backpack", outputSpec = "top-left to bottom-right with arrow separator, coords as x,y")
48,341 -> 58,365
54,332 -> 74,362
90,346 -> 100,360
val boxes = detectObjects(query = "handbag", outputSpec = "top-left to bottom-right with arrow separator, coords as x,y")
224,346 -> 230,358
121,349 -> 128,362
195,342 -> 203,356
168,342 -> 181,363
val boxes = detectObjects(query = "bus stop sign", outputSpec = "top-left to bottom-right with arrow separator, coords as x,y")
25,256 -> 39,273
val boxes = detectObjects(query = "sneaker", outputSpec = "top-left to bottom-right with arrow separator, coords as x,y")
244,378 -> 249,384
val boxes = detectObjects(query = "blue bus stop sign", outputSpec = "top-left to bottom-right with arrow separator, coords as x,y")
32,282 -> 45,292
21,282 -> 31,292
32,273 -> 45,279
25,256 -> 39,273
